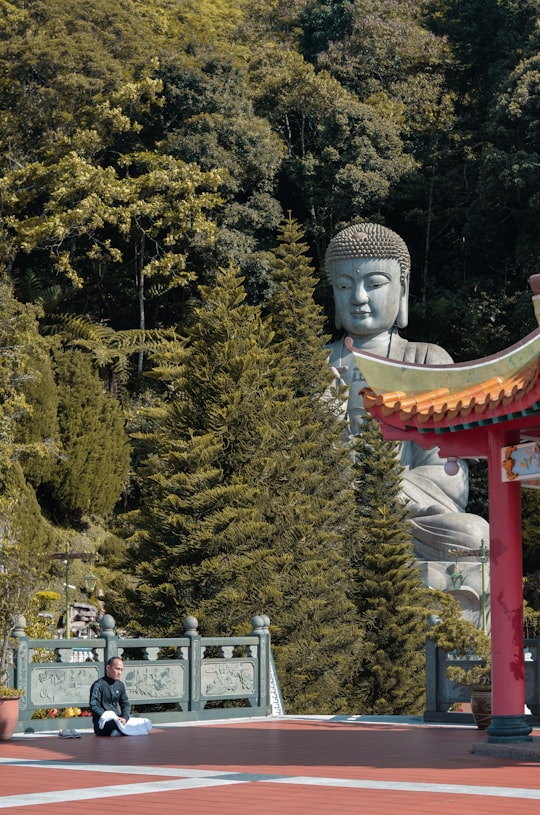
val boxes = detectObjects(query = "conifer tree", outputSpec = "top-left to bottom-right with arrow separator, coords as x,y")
0,281 -> 57,683
41,349 -> 131,522
125,262 -> 363,712
265,214 -> 332,398
350,412 -> 426,714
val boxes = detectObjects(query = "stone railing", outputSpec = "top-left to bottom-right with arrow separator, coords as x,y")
424,637 -> 540,723
11,613 -> 283,734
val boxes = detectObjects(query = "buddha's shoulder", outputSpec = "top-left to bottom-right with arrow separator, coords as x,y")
326,335 -> 453,365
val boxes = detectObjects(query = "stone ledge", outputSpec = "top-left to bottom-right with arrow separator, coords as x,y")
472,737 -> 540,762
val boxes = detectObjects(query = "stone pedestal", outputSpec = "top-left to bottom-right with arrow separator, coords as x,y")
419,560 -> 490,631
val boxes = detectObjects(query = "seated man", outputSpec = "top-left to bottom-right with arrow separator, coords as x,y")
326,223 -> 489,624
89,656 -> 151,736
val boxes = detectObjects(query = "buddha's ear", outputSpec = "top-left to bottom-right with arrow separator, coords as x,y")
334,306 -> 343,330
396,275 -> 409,329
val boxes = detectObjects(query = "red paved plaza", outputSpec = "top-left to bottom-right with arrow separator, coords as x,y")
1,717 -> 540,814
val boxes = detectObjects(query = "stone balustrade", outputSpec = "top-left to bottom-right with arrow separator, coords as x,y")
9,613 -> 283,733
425,638 -> 540,724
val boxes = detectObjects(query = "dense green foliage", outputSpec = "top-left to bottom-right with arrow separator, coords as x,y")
1,0 -> 540,710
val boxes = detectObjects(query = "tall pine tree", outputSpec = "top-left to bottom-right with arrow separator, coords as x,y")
125,262 -> 363,712
350,412 -> 427,714
265,214 -> 333,398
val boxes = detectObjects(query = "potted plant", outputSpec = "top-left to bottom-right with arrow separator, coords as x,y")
428,591 -> 492,729
445,627 -> 492,730
0,554 -> 26,740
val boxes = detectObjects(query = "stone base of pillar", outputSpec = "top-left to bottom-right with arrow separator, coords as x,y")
487,714 -> 533,743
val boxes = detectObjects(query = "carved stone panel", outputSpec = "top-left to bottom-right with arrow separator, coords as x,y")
122,663 -> 185,701
31,665 -> 100,706
201,660 -> 255,697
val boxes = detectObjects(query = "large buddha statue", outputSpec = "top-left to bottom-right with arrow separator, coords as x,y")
326,223 -> 489,626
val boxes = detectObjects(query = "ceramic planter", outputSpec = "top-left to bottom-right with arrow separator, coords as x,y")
470,687 -> 492,730
0,696 -> 21,740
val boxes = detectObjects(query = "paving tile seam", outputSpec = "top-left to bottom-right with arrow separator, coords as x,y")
2,758 -> 540,806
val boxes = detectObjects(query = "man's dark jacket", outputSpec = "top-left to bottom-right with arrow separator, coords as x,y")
89,675 -> 130,736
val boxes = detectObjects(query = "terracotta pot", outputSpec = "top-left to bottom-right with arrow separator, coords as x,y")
0,696 -> 21,740
529,274 -> 540,295
470,687 -> 492,730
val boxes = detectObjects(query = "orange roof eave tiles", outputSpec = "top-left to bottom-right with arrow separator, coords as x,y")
361,360 -> 540,434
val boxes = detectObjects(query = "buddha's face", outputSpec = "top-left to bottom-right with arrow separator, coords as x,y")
330,257 -> 406,338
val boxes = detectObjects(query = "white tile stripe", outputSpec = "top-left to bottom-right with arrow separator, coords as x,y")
0,758 -> 225,777
0,778 -> 244,807
1,757 -> 540,807
277,775 -> 540,799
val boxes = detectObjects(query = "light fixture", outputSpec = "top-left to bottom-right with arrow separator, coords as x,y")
444,457 -> 460,476
84,571 -> 97,595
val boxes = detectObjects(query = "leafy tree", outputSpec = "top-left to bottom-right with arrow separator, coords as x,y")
467,53 -> 540,290
0,280 -> 57,686
349,413 -> 426,714
0,279 -> 59,487
38,349 -> 131,523
427,589 -> 492,689
0,483 -> 53,688
124,262 -> 363,712
157,51 -> 285,294
299,0 -> 355,65
9,329 -> 59,490
44,314 -> 172,400
393,0 -> 540,327
302,0 -> 450,128
428,0 -> 537,119
1,141 -> 223,332
0,0 -> 183,166
250,49 -> 413,264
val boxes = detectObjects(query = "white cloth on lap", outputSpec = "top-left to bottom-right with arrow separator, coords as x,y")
98,709 -> 152,735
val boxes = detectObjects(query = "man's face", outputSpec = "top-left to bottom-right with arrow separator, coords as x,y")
331,257 -> 404,338
106,659 -> 124,680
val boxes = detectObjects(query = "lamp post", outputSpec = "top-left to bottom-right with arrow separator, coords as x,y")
49,551 -> 93,638
479,539 -> 488,635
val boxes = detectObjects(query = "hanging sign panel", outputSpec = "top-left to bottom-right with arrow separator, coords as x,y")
502,441 -> 540,485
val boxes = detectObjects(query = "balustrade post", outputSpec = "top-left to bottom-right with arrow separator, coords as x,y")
12,616 -> 29,730
252,615 -> 271,713
100,614 -> 118,665
183,616 -> 202,712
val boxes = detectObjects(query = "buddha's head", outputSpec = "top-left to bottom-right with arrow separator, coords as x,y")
325,223 -> 410,337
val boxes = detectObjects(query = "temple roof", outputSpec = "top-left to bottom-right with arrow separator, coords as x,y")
347,328 -> 540,436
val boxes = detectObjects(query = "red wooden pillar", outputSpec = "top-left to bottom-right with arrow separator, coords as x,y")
486,427 -> 532,741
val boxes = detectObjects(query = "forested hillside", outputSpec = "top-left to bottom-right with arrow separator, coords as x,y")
3,0 -> 539,349
2,0 -> 540,711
